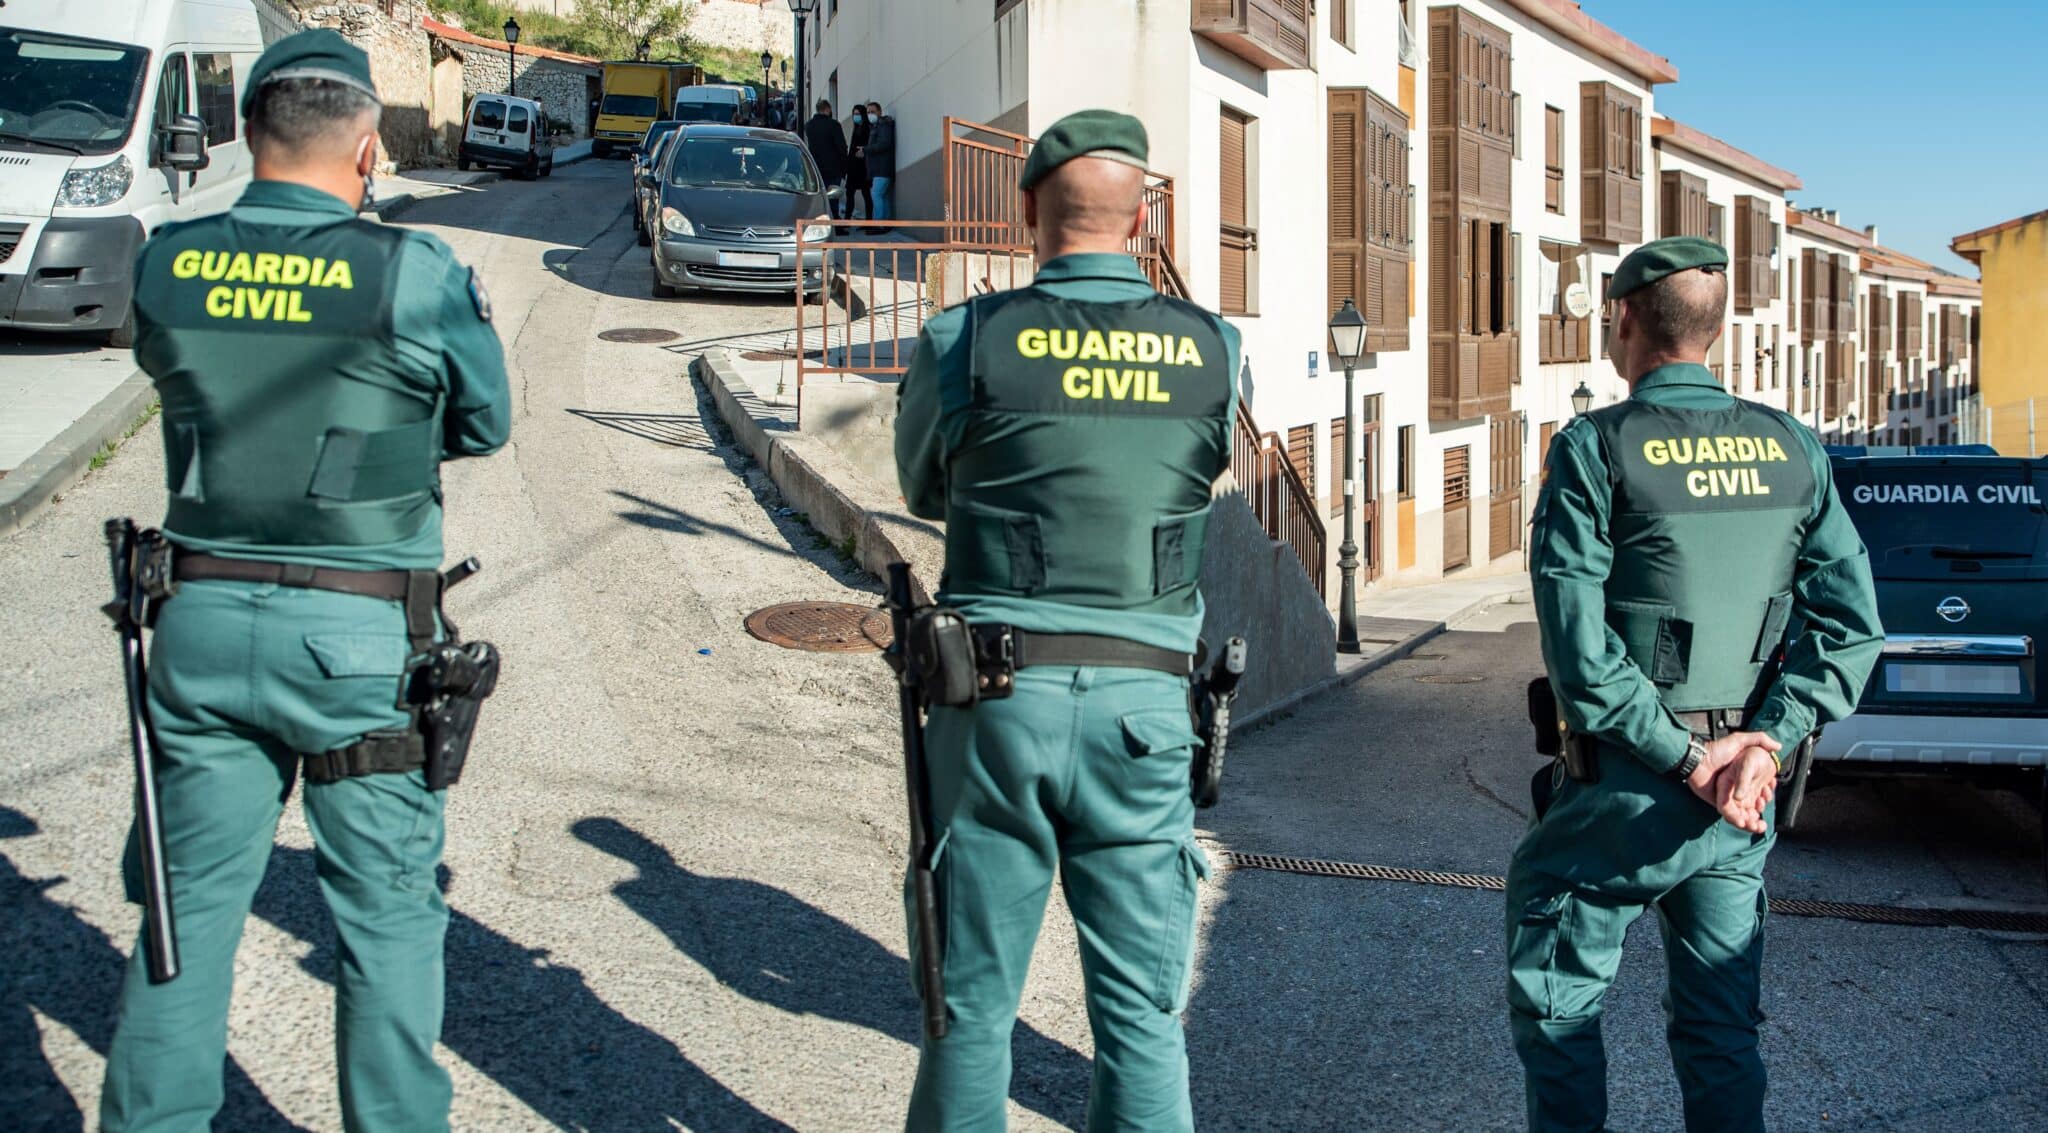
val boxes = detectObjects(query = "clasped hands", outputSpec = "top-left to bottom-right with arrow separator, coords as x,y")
1683,731 -> 1781,835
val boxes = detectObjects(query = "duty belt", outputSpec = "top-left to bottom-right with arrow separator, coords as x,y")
1674,707 -> 1747,739
978,627 -> 1198,676
173,552 -> 447,653
301,729 -> 425,783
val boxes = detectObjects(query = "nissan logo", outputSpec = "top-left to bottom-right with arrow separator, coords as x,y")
1936,596 -> 1970,623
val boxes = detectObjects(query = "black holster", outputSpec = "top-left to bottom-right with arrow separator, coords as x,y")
900,606 -> 1012,707
1190,637 -> 1247,808
1527,677 -> 1599,784
412,640 -> 500,790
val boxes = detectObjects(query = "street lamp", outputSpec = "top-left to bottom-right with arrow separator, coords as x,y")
787,0 -> 818,123
502,17 -> 520,97
1570,381 -> 1594,416
1327,298 -> 1368,655
636,37 -> 650,62
761,50 -> 774,120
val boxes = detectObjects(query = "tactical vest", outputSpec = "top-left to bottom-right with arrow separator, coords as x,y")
132,214 -> 442,548
1586,393 -> 1818,713
950,288 -> 1233,617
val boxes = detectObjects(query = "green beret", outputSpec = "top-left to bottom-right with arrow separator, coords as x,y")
1018,109 -> 1149,191
1609,236 -> 1729,301
241,29 -> 380,117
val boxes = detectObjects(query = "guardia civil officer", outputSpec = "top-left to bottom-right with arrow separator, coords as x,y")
99,31 -> 509,1133
894,110 -> 1236,1132
1506,237 -> 1881,1132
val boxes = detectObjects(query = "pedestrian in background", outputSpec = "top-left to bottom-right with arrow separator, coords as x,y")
98,29 -> 510,1133
1506,237 -> 1881,1132
865,101 -> 896,232
846,102 -> 873,224
894,109 -> 1234,1132
804,99 -> 849,219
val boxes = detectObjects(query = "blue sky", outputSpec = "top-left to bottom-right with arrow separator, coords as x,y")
1585,0 -> 2046,275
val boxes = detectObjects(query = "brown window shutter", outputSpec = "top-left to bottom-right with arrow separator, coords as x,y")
1578,83 -> 1604,241
1332,0 -> 1347,45
1328,415 -> 1348,516
1544,105 -> 1563,212
1328,89 -> 1365,323
1219,107 -> 1250,313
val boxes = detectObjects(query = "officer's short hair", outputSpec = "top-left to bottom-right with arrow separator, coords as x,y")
247,77 -> 379,159
1625,267 -> 1726,354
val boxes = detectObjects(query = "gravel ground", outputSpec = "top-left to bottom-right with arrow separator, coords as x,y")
4,164 -> 2043,1132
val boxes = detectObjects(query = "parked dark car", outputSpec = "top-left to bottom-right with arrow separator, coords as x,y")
1781,445 -> 2048,869
634,127 -> 684,246
646,125 -> 840,299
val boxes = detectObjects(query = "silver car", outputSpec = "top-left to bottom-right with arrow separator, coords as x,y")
646,125 -> 839,299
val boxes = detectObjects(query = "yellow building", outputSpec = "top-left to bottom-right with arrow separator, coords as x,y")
1952,209 -> 2048,455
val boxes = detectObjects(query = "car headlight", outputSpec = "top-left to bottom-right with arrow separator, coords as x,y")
55,156 -> 133,208
661,206 -> 695,237
801,221 -> 834,242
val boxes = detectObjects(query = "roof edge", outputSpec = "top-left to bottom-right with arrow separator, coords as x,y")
1651,117 -> 1802,192
1502,0 -> 1680,85
421,16 -> 600,67
1788,208 -> 1872,251
1950,207 -> 2048,251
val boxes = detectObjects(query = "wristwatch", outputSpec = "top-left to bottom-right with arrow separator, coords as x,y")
1670,735 -> 1706,781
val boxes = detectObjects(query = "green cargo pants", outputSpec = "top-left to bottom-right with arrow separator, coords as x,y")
100,580 -> 451,1133
1505,749 -> 1773,1133
905,665 -> 1208,1133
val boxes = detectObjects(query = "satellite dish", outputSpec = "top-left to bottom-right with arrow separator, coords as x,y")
1563,281 -> 1594,319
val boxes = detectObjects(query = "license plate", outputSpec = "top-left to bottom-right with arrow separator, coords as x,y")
717,252 -> 780,269
1885,662 -> 2023,696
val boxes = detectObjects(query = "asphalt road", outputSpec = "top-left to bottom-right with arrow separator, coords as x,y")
3,161 -> 2044,1132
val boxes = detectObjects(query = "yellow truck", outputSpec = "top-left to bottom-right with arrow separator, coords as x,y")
593,61 -> 704,157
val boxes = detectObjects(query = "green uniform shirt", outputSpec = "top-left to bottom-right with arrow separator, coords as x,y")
149,181 -> 511,571
895,253 -> 1241,652
1531,363 -> 1883,771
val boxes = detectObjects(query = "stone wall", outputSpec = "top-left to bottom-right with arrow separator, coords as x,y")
264,1 -> 437,167
450,43 -> 600,140
688,0 -> 795,54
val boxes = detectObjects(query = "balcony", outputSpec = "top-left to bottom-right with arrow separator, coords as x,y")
1193,0 -> 1313,70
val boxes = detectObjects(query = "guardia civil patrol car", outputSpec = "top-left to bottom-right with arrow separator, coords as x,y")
1787,445 -> 2047,858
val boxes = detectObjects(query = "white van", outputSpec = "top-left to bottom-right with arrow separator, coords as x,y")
0,0 -> 262,346
457,92 -> 555,180
673,84 -> 757,126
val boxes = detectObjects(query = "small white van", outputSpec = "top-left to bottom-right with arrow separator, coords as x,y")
0,0 -> 263,346
673,84 -> 757,126
457,92 -> 555,180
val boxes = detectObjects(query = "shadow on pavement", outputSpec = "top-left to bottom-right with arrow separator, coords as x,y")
567,408 -> 714,449
611,489 -> 809,559
572,816 -> 1093,1129
0,805 -> 307,1133
249,845 -> 793,1132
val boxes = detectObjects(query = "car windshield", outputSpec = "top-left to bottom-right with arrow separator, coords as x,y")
640,121 -> 679,150
669,136 -> 817,193
600,93 -> 658,119
0,29 -> 148,156
674,102 -> 736,124
1835,460 -> 2048,578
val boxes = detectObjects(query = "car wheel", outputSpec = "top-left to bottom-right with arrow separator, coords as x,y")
457,156 -> 471,172
652,269 -> 675,299
522,154 -> 539,181
541,156 -> 554,178
637,216 -> 652,247
593,140 -> 611,159
105,305 -> 136,350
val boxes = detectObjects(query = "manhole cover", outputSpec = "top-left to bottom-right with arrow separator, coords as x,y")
597,327 -> 680,344
740,349 -> 798,361
744,601 -> 892,653
1415,674 -> 1486,685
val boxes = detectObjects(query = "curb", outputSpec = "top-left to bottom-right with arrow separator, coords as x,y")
0,371 -> 157,539
692,350 -> 946,601
1234,585 -> 1532,731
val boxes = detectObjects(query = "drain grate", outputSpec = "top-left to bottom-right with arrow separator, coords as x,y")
598,327 -> 680,344
1416,674 -> 1486,685
1213,850 -> 2048,933
744,601 -> 892,653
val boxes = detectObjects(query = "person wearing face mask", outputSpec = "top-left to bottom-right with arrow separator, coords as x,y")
98,29 -> 510,1133
847,102 -> 874,224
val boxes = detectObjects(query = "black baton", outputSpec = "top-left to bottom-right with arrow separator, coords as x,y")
104,518 -> 179,985
886,562 -> 948,1040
